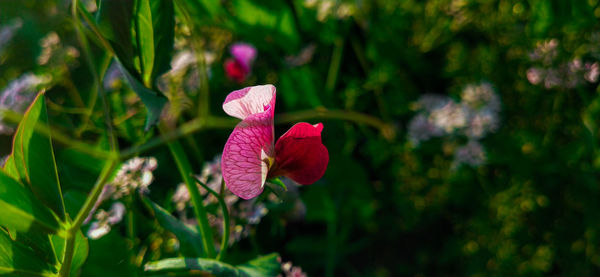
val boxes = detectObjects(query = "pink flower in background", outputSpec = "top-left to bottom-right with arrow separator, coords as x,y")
224,43 -> 257,83
221,85 -> 329,199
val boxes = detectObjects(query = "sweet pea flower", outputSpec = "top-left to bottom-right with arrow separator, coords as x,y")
224,43 -> 257,83
221,85 -> 329,199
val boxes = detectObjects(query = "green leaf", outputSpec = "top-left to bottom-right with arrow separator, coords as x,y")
70,231 -> 90,276
135,0 -> 174,87
142,198 -> 204,257
96,0 -> 168,129
118,61 -> 167,130
95,0 -> 136,71
0,170 -> 61,234
237,253 -> 282,277
13,232 -> 57,268
0,229 -> 55,276
144,258 -> 240,276
144,254 -> 281,277
11,93 -> 65,220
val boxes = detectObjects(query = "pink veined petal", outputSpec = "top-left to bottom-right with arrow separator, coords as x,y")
230,43 -> 257,71
222,85 -> 276,120
271,122 -> 329,185
221,104 -> 275,200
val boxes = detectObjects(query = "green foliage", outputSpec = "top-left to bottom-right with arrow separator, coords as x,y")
10,93 -> 65,220
2,0 -> 600,276
0,170 -> 61,234
143,198 -> 204,257
144,253 -> 281,277
95,0 -> 171,128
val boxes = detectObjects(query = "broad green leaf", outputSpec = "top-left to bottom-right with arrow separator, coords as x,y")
12,232 -> 57,267
144,258 -> 241,276
11,93 -> 65,220
142,198 -> 204,257
0,229 -> 55,276
0,170 -> 61,234
237,253 -> 281,277
135,0 -> 174,87
70,231 -> 90,276
136,0 -> 155,87
118,62 -> 168,129
144,254 -> 281,277
96,0 -> 168,129
95,0 -> 136,71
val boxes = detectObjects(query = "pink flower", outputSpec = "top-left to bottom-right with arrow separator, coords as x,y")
224,43 -> 257,83
221,85 -> 329,199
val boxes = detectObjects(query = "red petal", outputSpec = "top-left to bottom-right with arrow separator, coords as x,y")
272,122 -> 329,185
224,59 -> 247,83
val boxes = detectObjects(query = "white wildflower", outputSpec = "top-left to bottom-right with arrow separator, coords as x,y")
87,202 -> 126,239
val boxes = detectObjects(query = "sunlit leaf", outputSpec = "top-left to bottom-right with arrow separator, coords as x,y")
144,253 -> 281,276
0,167 -> 61,234
10,93 -> 65,220
237,253 -> 281,277
96,0 -> 169,129
135,0 -> 174,87
0,229 -> 56,276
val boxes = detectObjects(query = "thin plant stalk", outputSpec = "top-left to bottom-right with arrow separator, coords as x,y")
196,180 -> 230,261
59,159 -> 119,277
162,126 -> 216,258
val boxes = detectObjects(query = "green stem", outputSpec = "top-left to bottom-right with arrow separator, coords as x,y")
161,125 -> 216,258
196,180 -> 230,261
325,38 -> 344,95
58,234 -> 76,277
59,159 -> 119,277
119,109 -> 393,158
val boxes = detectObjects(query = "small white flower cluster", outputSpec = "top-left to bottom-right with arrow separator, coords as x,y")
526,39 -> 599,89
37,32 -> 79,68
453,140 -> 486,168
86,157 -> 158,240
0,73 -> 51,134
278,257 -> 308,277
87,202 -> 126,240
408,82 -> 500,144
109,157 -> 157,199
408,82 -> 500,167
172,155 -> 270,246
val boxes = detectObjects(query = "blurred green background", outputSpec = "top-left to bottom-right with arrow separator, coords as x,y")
2,0 -> 600,276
